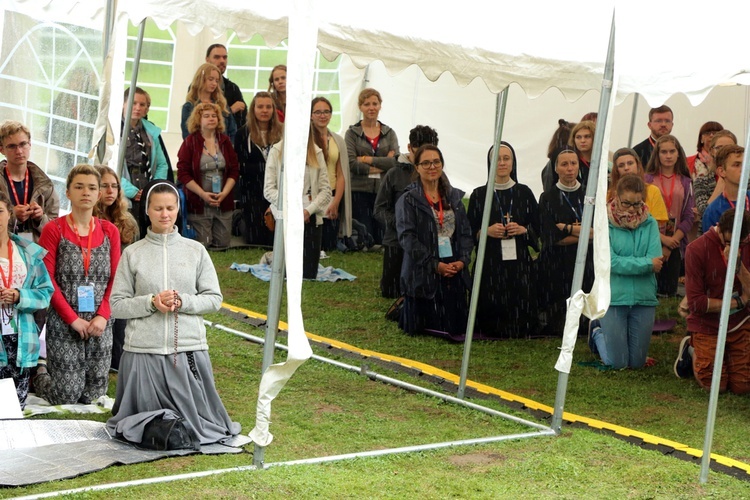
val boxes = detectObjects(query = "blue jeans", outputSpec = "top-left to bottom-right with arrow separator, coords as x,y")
593,305 -> 655,369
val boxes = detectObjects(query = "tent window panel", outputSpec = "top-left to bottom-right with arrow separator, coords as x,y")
147,110 -> 168,129
258,50 -> 287,68
316,72 -> 339,92
125,61 -> 172,83
126,40 -> 174,63
125,20 -> 176,132
229,48 -> 259,67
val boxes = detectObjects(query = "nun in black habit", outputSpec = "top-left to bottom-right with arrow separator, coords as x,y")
467,141 -> 541,338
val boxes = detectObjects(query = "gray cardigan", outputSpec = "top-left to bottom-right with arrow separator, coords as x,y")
110,227 -> 222,355
345,121 -> 400,194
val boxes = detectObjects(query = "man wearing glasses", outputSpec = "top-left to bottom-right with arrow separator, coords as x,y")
701,145 -> 748,233
0,120 -> 59,243
633,105 -> 675,167
679,208 -> 750,394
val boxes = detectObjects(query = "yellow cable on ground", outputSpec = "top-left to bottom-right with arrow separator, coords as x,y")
221,302 -> 750,473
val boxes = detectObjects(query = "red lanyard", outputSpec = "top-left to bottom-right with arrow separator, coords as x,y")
366,134 -> 380,154
424,190 -> 444,227
5,167 -> 29,206
68,215 -> 94,278
0,239 -> 13,289
658,173 -> 677,212
724,192 -> 750,212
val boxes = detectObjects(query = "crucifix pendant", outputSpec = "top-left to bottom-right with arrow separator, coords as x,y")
504,213 -> 512,225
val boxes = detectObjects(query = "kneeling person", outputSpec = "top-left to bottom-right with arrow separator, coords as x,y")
685,208 -> 750,394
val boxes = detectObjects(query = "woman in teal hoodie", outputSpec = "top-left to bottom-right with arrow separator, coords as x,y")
591,175 -> 663,369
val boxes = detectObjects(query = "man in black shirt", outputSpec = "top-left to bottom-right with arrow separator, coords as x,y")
205,44 -> 247,130
633,105 -> 674,167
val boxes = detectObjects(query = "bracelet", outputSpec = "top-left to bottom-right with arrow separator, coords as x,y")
149,294 -> 157,312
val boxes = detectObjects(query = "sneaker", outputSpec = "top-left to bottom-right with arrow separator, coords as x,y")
319,251 -> 329,260
674,335 -> 693,378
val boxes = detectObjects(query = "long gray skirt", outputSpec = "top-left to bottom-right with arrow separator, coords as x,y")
107,350 -> 241,445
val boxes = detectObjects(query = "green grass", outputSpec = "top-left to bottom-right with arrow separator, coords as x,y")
4,247 -> 750,498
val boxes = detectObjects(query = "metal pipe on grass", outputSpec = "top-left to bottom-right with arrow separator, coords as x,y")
208,321 -> 551,432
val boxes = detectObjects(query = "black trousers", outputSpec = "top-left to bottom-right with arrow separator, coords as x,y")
658,249 -> 681,296
303,221 -> 323,280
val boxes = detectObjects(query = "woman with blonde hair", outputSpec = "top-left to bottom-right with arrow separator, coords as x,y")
345,88 -> 400,245
264,125 -> 332,279
177,102 -> 239,250
181,63 -> 237,142
234,91 -> 284,247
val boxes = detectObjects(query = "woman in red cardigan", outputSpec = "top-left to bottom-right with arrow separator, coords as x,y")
177,102 -> 239,249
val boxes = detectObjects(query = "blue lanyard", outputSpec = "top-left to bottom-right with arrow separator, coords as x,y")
562,192 -> 582,222
494,188 -> 513,224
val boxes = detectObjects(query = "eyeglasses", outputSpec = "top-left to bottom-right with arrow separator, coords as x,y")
3,141 -> 30,151
101,183 -> 119,190
619,199 -> 644,209
312,110 -> 332,116
417,159 -> 442,169
652,119 -> 673,125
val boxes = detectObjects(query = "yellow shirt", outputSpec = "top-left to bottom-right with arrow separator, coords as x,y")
646,183 -> 668,224
326,136 -> 339,188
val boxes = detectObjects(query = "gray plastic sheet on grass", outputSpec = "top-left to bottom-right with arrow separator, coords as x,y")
0,419 -> 251,487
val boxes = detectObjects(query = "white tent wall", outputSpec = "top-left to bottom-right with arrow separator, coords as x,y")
358,59 -> 750,198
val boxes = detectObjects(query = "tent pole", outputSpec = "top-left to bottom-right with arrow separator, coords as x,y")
627,93 -> 639,148
457,87 -> 508,399
253,163 -> 286,470
551,13 -> 615,434
115,18 -> 146,179
699,128 -> 750,483
96,0 -> 117,164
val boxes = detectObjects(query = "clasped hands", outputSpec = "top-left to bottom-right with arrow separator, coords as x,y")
489,222 -> 526,239
202,190 -> 226,207
437,261 -> 464,278
13,202 -> 43,223
153,289 -> 182,314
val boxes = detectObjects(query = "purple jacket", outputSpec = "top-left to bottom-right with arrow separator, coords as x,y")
644,173 -> 694,256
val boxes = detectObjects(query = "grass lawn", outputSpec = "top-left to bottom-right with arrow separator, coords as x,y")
5,247 -> 750,498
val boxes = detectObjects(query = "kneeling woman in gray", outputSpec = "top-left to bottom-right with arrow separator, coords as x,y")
107,182 -> 240,445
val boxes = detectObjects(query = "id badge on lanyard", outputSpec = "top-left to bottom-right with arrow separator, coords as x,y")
78,284 -> 95,313
438,235 -> 453,258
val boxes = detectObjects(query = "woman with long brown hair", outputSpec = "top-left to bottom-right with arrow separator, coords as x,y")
234,92 -> 284,246
644,134 -> 694,296
310,96 -> 351,251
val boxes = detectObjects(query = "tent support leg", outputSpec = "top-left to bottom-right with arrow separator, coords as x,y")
627,93 -> 639,148
457,87 -> 508,399
115,18 -> 146,179
253,167 -> 286,469
551,13 -> 615,434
